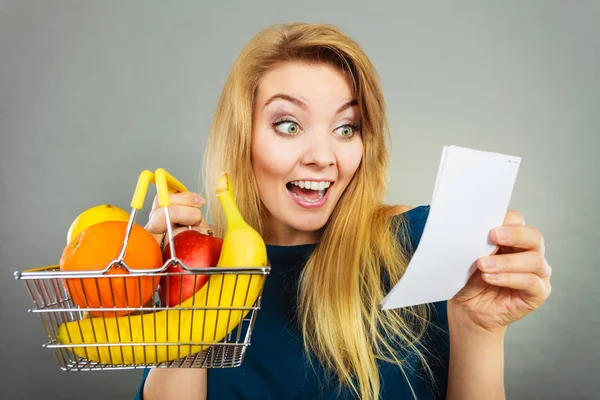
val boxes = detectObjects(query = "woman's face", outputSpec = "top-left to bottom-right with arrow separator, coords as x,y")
251,61 -> 363,245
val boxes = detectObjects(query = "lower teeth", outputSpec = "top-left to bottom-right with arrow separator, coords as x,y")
291,189 -> 326,203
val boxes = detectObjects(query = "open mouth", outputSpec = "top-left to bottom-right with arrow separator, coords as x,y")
285,180 -> 334,203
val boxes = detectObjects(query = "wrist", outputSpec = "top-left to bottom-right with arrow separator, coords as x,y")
446,300 -> 506,400
447,300 -> 507,341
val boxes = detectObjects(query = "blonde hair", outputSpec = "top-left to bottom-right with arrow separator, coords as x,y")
203,23 -> 436,400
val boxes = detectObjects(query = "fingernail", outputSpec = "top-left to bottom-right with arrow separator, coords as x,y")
480,257 -> 496,271
194,196 -> 205,205
494,227 -> 510,241
483,273 -> 499,282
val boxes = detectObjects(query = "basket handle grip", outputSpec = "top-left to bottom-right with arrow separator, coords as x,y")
154,168 -> 188,207
130,170 -> 155,210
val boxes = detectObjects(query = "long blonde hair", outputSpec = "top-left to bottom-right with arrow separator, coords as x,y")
203,23 -> 436,400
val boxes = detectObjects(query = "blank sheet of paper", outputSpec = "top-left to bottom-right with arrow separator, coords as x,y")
380,145 -> 521,310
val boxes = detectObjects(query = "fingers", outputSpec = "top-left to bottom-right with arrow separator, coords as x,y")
150,191 -> 205,211
147,205 -> 205,233
145,191 -> 207,235
490,225 -> 545,254
481,272 -> 551,305
478,251 -> 552,279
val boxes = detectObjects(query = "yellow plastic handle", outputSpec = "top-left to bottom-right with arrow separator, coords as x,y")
154,168 -> 188,207
130,170 -> 155,210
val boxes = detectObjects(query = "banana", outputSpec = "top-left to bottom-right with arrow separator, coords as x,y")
56,172 -> 268,365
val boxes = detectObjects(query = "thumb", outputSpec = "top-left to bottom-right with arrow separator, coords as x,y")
453,266 -> 488,303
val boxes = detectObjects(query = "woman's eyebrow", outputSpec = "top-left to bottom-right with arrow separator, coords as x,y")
263,94 -> 358,114
264,94 -> 308,110
337,99 -> 358,114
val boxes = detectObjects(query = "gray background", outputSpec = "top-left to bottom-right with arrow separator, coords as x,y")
1,1 -> 598,399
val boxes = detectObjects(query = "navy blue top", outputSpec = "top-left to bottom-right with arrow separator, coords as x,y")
135,205 -> 449,399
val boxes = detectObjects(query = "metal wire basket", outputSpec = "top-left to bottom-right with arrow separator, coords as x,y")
14,168 -> 270,372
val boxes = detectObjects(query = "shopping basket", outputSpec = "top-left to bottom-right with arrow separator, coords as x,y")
14,168 -> 270,371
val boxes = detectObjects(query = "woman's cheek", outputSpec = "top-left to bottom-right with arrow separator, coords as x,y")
268,142 -> 296,166
253,132 -> 298,181
338,141 -> 363,177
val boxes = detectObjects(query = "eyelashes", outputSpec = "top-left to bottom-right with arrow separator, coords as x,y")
334,123 -> 361,140
271,118 -> 361,140
271,119 -> 301,135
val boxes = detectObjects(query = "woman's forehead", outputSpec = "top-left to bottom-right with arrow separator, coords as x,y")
255,61 -> 356,108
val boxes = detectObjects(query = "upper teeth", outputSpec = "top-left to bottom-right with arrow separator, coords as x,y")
290,181 -> 332,190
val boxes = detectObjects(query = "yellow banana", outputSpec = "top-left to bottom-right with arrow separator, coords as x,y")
56,172 -> 268,365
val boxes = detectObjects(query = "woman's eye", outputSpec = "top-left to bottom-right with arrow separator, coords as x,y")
334,124 -> 358,138
274,121 -> 301,135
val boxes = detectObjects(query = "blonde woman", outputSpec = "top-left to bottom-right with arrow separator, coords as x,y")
138,23 -> 552,400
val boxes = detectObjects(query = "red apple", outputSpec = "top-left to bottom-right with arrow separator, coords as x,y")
158,229 -> 223,307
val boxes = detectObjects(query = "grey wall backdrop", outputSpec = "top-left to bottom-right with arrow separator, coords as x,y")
1,1 -> 598,399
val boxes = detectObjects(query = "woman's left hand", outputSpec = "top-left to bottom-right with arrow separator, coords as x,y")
449,209 -> 552,334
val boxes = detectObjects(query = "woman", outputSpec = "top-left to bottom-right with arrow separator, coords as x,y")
137,23 -> 552,400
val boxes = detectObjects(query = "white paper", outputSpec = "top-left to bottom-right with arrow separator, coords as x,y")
380,145 -> 521,310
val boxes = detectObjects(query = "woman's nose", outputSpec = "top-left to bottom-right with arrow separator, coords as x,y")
300,130 -> 336,168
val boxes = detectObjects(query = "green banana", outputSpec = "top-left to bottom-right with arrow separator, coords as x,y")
56,172 -> 268,365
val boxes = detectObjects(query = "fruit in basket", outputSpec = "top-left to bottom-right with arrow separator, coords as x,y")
60,220 -> 162,317
56,172 -> 268,365
158,229 -> 223,307
67,204 -> 131,244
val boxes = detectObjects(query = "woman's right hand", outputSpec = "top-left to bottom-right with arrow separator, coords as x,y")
142,191 -> 210,400
144,191 -> 212,248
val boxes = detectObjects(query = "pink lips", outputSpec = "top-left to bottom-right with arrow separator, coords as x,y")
287,185 -> 332,209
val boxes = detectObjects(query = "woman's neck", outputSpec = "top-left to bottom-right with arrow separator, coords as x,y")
263,217 -> 321,246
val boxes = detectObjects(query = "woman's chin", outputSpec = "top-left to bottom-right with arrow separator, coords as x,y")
287,213 -> 331,234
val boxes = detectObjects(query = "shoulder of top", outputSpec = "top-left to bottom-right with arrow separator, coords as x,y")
390,205 -> 414,214
390,204 -> 430,221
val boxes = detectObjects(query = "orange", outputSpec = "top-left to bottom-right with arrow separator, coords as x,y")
60,220 -> 162,317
